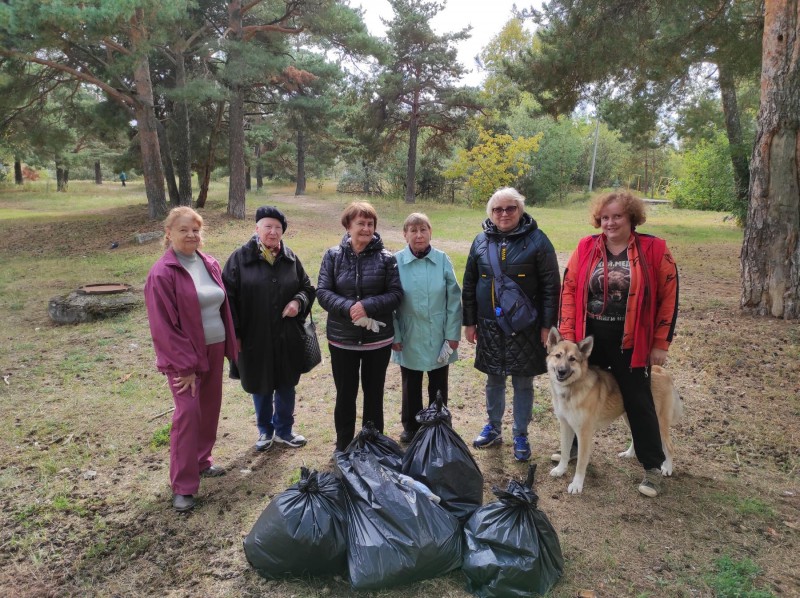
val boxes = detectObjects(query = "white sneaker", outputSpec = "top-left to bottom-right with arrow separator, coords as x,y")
255,432 -> 273,451
274,432 -> 307,448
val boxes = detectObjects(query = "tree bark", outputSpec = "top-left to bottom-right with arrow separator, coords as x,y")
226,0 -> 246,219
94,161 -> 102,184
56,163 -> 66,191
404,104 -> 419,204
741,0 -> 800,320
157,119 -> 181,206
255,143 -> 264,190
197,101 -> 225,208
14,158 -> 22,185
295,128 -> 306,196
718,64 -> 750,210
130,10 -> 167,220
174,53 -> 193,206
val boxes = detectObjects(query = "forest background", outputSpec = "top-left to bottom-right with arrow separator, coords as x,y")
0,1 -> 798,596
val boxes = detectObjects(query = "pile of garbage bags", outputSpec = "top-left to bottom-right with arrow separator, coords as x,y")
243,404 -> 564,596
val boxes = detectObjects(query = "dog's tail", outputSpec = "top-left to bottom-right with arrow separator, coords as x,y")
671,387 -> 684,422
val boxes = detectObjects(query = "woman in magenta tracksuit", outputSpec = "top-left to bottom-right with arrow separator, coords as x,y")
144,207 -> 237,512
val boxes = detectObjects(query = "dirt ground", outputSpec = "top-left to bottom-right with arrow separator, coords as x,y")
0,199 -> 798,598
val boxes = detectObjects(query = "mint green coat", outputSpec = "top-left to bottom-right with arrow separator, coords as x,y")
391,245 -> 462,371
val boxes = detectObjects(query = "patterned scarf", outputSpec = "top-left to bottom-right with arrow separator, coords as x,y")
257,237 -> 280,265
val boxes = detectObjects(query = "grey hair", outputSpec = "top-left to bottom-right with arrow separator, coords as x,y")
486,187 -> 526,217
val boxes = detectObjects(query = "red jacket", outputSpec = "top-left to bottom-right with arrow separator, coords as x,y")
144,248 -> 237,377
558,232 -> 678,368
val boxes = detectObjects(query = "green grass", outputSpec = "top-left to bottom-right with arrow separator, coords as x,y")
706,556 -> 775,598
150,423 -> 172,449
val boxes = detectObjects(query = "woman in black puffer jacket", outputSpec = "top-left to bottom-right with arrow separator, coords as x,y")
317,201 -> 403,451
463,187 -> 560,462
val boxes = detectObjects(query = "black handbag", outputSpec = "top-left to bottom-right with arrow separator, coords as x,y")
300,313 -> 322,373
487,240 -> 539,335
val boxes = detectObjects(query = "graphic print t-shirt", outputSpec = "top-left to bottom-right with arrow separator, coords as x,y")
586,247 -> 630,323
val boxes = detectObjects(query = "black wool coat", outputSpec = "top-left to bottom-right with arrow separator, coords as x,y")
222,236 -> 315,394
462,213 -> 560,376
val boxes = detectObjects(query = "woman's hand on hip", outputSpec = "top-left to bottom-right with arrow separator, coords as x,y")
465,325 -> 477,344
349,301 -> 367,322
282,299 -> 301,318
173,372 -> 197,397
650,347 -> 668,367
392,342 -> 403,351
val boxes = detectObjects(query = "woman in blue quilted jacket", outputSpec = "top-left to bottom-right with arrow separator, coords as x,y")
462,187 -> 560,462
317,201 -> 404,451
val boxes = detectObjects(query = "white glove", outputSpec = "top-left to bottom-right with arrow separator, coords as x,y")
354,317 -> 386,333
437,341 -> 454,363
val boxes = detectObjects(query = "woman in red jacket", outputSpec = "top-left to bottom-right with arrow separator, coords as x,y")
144,207 -> 237,512
558,191 -> 678,497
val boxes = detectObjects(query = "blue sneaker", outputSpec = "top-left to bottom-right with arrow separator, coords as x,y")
513,435 -> 531,461
473,424 -> 502,448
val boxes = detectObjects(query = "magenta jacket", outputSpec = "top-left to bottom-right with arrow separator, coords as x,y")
144,248 -> 237,377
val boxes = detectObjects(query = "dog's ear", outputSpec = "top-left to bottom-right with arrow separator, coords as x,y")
546,327 -> 562,351
577,335 -> 594,359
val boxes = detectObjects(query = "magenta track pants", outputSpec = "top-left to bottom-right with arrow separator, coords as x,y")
167,342 -> 225,495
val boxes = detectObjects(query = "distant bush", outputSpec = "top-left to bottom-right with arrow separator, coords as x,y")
670,133 -> 737,214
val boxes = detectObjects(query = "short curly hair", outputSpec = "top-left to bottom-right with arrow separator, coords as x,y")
163,206 -> 204,249
340,201 -> 378,229
589,191 -> 647,229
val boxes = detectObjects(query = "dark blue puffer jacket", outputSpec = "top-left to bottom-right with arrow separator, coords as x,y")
462,213 -> 560,376
317,233 -> 403,346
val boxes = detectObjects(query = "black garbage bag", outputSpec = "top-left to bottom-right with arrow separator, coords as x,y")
401,395 -> 484,521
335,449 -> 463,590
462,464 -> 564,597
344,420 -> 405,471
243,467 -> 348,579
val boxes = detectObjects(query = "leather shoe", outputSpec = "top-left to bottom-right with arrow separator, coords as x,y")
200,465 -> 226,478
173,494 -> 195,512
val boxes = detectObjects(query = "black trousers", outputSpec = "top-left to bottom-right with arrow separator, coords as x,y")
586,322 -> 666,470
400,365 -> 449,433
329,344 -> 392,451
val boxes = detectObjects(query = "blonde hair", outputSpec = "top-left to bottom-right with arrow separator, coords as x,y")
403,212 -> 432,232
486,187 -> 525,217
588,191 -> 647,229
163,206 -> 204,248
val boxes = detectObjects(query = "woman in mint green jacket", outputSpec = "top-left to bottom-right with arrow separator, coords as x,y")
392,213 -> 462,443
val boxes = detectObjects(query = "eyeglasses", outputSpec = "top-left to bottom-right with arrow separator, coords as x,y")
492,205 -> 518,215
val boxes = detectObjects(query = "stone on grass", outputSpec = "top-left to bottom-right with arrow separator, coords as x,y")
48,284 -> 141,325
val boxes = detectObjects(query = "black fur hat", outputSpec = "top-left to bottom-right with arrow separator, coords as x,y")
255,206 -> 287,231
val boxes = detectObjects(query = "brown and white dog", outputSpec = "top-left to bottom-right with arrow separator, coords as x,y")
546,327 -> 683,494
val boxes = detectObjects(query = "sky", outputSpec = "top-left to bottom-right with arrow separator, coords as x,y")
357,0 -> 540,86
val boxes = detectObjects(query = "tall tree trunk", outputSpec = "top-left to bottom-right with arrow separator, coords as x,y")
245,165 -> 251,191
157,119 -> 181,206
56,163 -> 66,191
14,158 -> 22,185
362,160 -> 370,195
404,108 -> 419,204
255,144 -> 264,190
94,161 -> 102,184
130,11 -> 167,220
295,128 -> 306,196
174,53 -> 193,206
226,0 -> 246,219
63,168 -> 69,191
718,63 -> 750,211
197,101 -> 225,208
741,0 -> 800,320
